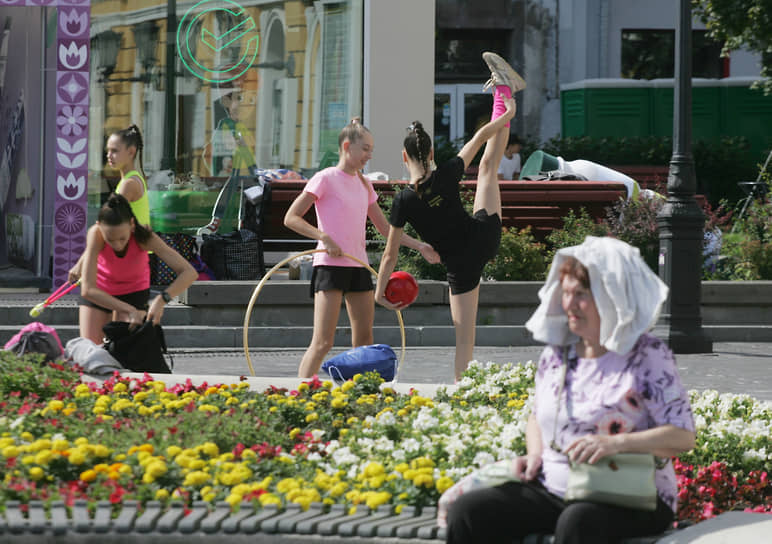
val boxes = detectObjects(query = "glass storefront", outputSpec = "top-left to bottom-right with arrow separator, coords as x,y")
89,0 -> 364,234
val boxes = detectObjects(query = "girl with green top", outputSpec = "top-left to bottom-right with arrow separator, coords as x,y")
69,124 -> 150,282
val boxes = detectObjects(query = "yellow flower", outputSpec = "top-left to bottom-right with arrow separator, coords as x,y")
288,428 -> 301,439
167,445 -> 182,457
436,476 -> 455,494
200,442 -> 219,457
346,417 -> 358,425
183,471 -> 210,487
298,383 -> 309,392
412,474 -> 434,488
113,383 -> 127,393
145,461 -> 168,478
29,467 -> 45,481
365,491 -> 392,510
48,400 -> 65,412
331,397 -> 348,409
67,450 -> 86,465
3,446 -> 21,459
276,478 -> 300,494
198,404 -> 220,414
155,489 -> 170,501
305,413 -> 319,423
225,494 -> 242,507
80,469 -> 97,482
341,381 -> 355,392
34,450 -> 53,466
259,493 -> 281,507
363,462 -> 385,477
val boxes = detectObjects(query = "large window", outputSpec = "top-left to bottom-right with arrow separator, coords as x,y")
89,0 -> 364,234
435,29 -> 508,83
621,29 -> 724,80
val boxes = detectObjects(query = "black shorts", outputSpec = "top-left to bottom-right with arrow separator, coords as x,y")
79,289 -> 150,313
309,266 -> 374,297
444,210 -> 502,295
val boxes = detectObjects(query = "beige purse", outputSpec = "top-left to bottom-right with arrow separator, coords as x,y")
551,347 -> 658,511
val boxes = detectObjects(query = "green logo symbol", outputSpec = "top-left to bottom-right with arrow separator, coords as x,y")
177,0 -> 259,83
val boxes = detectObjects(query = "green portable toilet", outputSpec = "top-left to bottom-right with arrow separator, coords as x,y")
651,78 -> 722,141
561,79 -> 653,138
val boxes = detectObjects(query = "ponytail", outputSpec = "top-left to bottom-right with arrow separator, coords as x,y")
339,117 -> 371,189
404,121 -> 432,197
113,124 -> 146,179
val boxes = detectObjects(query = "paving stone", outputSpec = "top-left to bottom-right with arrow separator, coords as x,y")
373,506 -> 419,538
134,500 -> 164,533
294,503 -> 346,534
220,507 -> 259,533
395,507 -> 439,538
50,500 -> 69,536
26,501 -> 46,534
92,500 -> 114,533
316,507 -> 372,535
156,502 -> 187,533
4,501 -> 25,533
235,503 -> 280,533
276,503 -> 329,533
260,503 -> 303,533
200,501 -> 234,533
177,501 -> 210,534
347,505 -> 396,537
72,499 -> 92,533
113,501 -> 140,533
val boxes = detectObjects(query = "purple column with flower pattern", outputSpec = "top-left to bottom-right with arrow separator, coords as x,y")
55,0 -> 91,285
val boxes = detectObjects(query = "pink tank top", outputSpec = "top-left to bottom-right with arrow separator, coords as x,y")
96,235 -> 150,295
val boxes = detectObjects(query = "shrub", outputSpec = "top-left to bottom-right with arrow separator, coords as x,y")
605,196 -> 664,272
483,227 -> 547,281
544,208 -> 610,265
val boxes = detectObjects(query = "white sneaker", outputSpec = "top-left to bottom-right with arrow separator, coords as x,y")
482,52 -> 527,94
196,217 -> 221,237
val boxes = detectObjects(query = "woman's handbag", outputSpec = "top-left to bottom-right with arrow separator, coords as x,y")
102,321 -> 172,374
553,347 -> 658,511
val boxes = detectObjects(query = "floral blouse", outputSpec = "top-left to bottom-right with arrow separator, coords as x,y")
533,333 -> 695,511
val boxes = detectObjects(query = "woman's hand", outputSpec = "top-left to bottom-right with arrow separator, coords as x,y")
418,242 -> 441,264
375,290 -> 408,311
68,259 -> 82,284
147,295 -> 166,325
127,308 -> 147,330
320,233 -> 343,257
503,96 -> 517,119
511,453 -> 542,481
565,434 -> 620,465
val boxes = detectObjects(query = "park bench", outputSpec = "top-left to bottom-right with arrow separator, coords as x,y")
262,179 -> 628,255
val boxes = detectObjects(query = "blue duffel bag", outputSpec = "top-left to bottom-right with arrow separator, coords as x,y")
321,344 -> 398,383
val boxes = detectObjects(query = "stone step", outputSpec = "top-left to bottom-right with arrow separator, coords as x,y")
0,324 -> 539,349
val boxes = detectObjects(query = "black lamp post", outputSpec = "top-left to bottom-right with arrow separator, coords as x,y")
656,0 -> 712,353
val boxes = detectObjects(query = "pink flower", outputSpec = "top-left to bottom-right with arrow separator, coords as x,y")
56,106 -> 87,136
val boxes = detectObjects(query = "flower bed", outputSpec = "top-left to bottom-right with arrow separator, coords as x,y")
0,352 -> 770,526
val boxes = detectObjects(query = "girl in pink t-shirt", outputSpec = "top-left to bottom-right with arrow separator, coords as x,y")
284,119 -> 439,378
78,194 -> 197,345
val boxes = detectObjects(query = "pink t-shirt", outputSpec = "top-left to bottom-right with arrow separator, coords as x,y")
97,235 -> 150,295
304,167 -> 378,268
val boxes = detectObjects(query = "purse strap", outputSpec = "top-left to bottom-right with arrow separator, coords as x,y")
549,346 -> 570,453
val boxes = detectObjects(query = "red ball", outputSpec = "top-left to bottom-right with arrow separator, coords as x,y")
385,271 -> 419,306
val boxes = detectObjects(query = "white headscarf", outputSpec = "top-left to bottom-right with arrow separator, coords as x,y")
524,236 -> 669,355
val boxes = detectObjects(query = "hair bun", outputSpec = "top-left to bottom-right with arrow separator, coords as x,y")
350,117 -> 362,125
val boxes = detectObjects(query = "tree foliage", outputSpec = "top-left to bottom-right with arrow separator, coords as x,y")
693,0 -> 772,93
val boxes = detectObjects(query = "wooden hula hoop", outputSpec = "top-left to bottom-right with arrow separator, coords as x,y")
243,249 -> 406,378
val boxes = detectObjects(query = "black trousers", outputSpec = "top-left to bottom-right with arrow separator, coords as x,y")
446,481 -> 673,544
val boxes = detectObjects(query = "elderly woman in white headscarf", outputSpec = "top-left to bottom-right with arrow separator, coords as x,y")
446,237 -> 696,544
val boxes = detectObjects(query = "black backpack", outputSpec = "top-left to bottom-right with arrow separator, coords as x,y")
7,331 -> 63,362
102,321 -> 172,374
